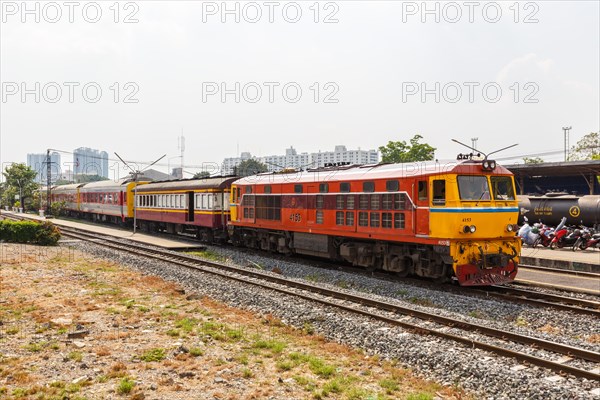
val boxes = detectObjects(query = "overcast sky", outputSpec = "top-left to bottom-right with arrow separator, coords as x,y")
1,0 -> 598,176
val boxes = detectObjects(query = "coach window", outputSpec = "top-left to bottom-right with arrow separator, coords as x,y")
432,180 -> 446,206
359,194 -> 369,210
209,195 -> 214,209
319,183 -> 329,193
345,211 -> 354,226
340,182 -> 350,193
386,180 -> 399,192
370,212 -> 380,228
394,213 -> 405,229
264,185 -> 271,194
383,194 -> 392,210
370,194 -> 380,210
316,195 -> 324,209
394,193 -> 406,210
363,181 -> 375,193
358,211 -> 368,227
347,195 -> 355,210
336,195 -> 344,209
382,212 -> 392,228
336,211 -> 344,225
316,210 -> 324,224
294,184 -> 303,194
418,181 -> 428,201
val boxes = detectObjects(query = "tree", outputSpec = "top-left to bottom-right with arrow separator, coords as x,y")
194,171 -> 211,179
75,174 -> 108,183
236,159 -> 268,177
569,132 -> 600,160
2,164 -> 38,209
378,135 -> 436,163
523,157 -> 544,164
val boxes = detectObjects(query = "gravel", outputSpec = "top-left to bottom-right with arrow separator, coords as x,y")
69,239 -> 600,399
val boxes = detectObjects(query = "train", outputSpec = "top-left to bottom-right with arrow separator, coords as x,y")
518,194 -> 600,228
51,158 -> 522,286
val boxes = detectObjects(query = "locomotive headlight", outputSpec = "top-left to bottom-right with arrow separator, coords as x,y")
469,225 -> 477,233
482,160 -> 489,169
489,161 -> 496,169
506,224 -> 514,232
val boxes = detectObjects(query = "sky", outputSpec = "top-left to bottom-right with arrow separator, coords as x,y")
1,0 -> 599,177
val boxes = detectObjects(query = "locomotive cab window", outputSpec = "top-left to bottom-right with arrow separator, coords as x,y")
432,180 -> 446,206
458,176 -> 490,201
418,181 -> 428,201
490,176 -> 516,200
294,184 -> 303,194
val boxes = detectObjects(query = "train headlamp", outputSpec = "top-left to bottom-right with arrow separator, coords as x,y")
482,159 -> 496,171
506,224 -> 514,232
463,225 -> 477,234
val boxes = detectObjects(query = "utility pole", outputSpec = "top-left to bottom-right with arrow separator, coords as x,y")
46,149 -> 52,214
562,126 -> 572,161
471,137 -> 479,150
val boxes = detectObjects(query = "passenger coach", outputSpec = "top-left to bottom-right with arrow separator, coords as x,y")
228,160 -> 521,286
134,177 -> 238,242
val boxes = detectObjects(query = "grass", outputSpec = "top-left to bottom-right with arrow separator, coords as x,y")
407,393 -> 434,400
186,250 -> 226,262
140,348 -> 166,362
68,351 -> 83,362
190,347 -> 204,357
175,317 -> 198,332
307,356 -> 336,378
379,378 -> 399,393
252,339 -> 286,354
117,377 -> 135,394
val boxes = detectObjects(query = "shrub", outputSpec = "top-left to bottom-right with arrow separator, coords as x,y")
0,220 -> 61,245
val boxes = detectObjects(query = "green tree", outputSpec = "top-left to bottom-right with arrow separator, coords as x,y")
194,171 -> 211,179
2,164 -> 38,209
378,135 -> 436,163
569,132 -> 599,160
236,159 -> 268,177
523,157 -> 544,164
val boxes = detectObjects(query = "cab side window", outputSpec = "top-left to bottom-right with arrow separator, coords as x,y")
432,180 -> 446,205
418,181 -> 428,201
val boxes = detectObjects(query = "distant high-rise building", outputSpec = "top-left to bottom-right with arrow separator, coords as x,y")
221,145 -> 379,175
73,147 -> 109,178
27,152 -> 61,183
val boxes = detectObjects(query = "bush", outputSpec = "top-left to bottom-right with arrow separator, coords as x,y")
0,220 -> 61,246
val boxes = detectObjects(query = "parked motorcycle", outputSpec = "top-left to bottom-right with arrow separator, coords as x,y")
572,227 -> 600,251
550,224 -> 583,249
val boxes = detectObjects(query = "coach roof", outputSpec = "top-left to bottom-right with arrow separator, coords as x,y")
136,177 -> 238,192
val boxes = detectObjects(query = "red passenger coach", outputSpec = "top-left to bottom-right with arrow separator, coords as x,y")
134,177 -> 238,242
78,179 -> 138,223
229,161 -> 521,286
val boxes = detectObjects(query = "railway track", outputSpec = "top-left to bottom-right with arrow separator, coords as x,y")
45,225 -> 599,381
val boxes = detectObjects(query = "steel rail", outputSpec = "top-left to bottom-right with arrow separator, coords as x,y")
55,226 -> 600,381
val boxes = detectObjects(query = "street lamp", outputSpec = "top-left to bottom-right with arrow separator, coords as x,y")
562,126 -> 572,161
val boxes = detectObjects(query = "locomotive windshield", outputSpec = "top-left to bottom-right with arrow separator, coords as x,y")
457,176 -> 490,201
490,176 -> 516,200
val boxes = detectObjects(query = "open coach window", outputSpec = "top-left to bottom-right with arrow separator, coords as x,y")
490,176 -> 516,200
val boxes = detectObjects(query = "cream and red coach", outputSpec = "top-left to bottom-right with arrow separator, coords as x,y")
228,160 -> 521,286
134,177 -> 237,242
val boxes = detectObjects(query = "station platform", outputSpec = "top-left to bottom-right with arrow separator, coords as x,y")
1,211 -> 204,251
521,246 -> 600,273
515,267 -> 599,295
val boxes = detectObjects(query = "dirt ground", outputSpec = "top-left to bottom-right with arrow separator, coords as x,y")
0,243 -> 468,400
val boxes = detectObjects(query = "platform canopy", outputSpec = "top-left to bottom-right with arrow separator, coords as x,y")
506,160 -> 600,195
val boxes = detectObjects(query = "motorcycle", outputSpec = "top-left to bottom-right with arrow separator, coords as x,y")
550,224 -> 583,249
532,222 -> 553,248
572,227 -> 600,251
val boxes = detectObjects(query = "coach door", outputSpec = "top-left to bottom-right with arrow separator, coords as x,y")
415,180 -> 429,236
187,191 -> 195,222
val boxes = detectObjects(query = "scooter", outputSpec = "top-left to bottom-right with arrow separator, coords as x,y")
550,224 -> 583,249
572,228 -> 600,251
